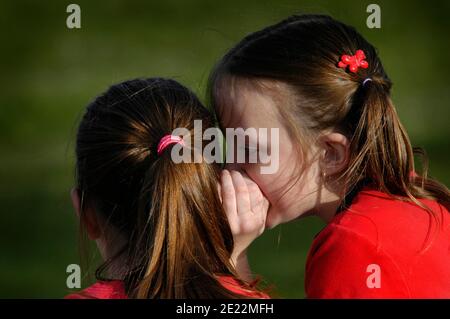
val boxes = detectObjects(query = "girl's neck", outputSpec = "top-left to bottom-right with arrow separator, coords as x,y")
315,198 -> 342,223
98,231 -> 129,281
314,185 -> 348,223
105,261 -> 128,281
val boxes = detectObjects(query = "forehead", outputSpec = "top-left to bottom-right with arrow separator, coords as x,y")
215,77 -> 284,129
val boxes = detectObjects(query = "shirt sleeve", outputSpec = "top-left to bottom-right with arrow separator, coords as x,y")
305,224 -> 411,298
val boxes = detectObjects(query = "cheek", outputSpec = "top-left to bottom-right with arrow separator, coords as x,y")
244,142 -> 299,205
244,165 -> 279,201
245,142 -> 321,228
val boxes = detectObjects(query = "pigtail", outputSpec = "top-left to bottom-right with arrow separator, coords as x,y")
344,78 -> 411,192
343,77 -> 450,238
128,152 -> 242,298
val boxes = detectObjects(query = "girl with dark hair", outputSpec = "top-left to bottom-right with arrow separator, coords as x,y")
66,78 -> 269,299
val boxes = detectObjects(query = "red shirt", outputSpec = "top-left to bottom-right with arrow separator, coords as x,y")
65,276 -> 269,299
305,188 -> 450,298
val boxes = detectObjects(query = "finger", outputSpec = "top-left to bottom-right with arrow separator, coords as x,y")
230,170 -> 251,215
240,173 -> 265,213
217,182 -> 222,203
220,170 -> 237,220
260,197 -> 269,226
248,183 -> 269,227
246,179 -> 263,210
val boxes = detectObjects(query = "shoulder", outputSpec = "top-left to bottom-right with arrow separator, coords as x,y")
65,280 -> 127,299
305,188 -> 450,298
306,221 -> 411,298
328,188 -> 448,255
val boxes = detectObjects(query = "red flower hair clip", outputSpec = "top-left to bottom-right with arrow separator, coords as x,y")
338,49 -> 369,73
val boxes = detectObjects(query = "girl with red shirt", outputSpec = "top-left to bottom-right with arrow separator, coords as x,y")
210,14 -> 450,298
66,78 -> 268,299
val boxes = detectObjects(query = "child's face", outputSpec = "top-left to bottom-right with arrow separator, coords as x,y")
218,80 -> 324,228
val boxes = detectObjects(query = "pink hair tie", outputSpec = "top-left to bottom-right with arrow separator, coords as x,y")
156,135 -> 185,155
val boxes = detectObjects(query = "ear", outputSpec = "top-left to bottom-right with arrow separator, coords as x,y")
318,133 -> 350,176
70,187 -> 102,240
70,187 -> 81,218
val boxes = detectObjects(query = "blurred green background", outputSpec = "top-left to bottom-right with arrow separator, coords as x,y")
0,0 -> 449,298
